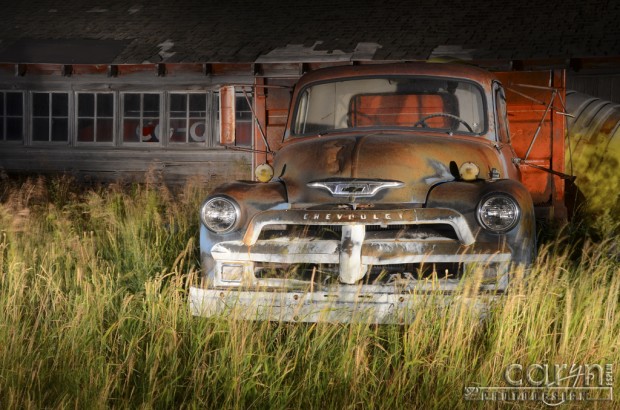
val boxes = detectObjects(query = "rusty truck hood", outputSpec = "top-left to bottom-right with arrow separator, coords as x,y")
274,132 -> 503,204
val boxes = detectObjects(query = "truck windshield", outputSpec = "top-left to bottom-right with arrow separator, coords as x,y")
291,76 -> 485,136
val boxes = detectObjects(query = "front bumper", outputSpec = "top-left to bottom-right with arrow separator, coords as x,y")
193,206 -> 513,322
189,282 -> 500,323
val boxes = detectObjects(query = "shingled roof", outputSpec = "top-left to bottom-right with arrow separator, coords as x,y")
1,0 -> 619,65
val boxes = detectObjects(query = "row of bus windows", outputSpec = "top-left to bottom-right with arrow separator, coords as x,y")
0,91 -> 253,146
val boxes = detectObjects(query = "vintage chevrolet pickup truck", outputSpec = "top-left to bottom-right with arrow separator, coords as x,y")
190,63 -> 567,322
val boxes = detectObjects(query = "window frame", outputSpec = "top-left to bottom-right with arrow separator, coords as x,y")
493,83 -> 511,144
233,93 -> 254,148
288,75 -> 488,138
0,87 -> 246,149
75,91 -> 116,146
0,90 -> 25,143
167,91 -> 214,146
120,91 -> 163,146
30,91 -> 71,144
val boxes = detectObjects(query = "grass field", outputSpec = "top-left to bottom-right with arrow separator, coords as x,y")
0,175 -> 618,409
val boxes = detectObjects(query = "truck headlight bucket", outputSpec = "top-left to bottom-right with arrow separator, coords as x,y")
477,194 -> 520,233
201,196 -> 241,233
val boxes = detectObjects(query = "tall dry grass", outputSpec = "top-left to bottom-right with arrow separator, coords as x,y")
0,175 -> 618,409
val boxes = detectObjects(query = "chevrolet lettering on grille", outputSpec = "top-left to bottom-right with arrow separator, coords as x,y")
302,211 -> 405,222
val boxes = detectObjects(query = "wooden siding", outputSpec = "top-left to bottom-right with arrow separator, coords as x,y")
0,146 -> 251,187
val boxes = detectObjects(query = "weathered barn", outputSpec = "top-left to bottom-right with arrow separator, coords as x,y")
1,0 -> 619,185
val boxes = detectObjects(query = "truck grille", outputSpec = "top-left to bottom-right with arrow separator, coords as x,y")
257,223 -> 459,241
254,262 -> 464,287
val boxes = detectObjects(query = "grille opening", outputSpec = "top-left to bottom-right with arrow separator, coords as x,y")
258,224 -> 458,241
254,263 -> 341,287
254,262 -> 464,288
364,263 -> 463,284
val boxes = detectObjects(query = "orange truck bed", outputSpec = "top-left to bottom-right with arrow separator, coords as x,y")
496,70 -> 567,220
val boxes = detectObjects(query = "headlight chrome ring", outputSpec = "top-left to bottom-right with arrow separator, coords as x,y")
477,194 -> 520,233
200,196 -> 241,233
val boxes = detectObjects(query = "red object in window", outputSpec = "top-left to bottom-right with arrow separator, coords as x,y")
143,123 -> 155,136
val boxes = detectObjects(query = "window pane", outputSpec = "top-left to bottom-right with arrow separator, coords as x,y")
169,118 -> 187,142
6,92 -> 22,116
236,111 -> 252,122
235,95 -> 252,122
188,119 -> 207,142
51,118 -> 68,141
189,94 -> 206,117
236,95 -> 250,111
235,122 -> 252,146
77,118 -> 95,142
96,119 -> 114,142
78,93 -> 95,117
170,94 -> 186,117
143,94 -> 159,117
33,118 -> 49,141
124,94 -> 140,117
6,118 -> 23,141
52,93 -> 68,116
97,94 -> 114,117
122,93 -> 160,144
0,118 -> 3,139
33,93 -> 49,116
0,93 -> 4,115
123,119 -> 140,142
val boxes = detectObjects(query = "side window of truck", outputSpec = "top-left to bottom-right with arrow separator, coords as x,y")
495,86 -> 510,143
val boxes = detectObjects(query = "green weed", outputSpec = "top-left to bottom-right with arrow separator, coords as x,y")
0,176 -> 618,409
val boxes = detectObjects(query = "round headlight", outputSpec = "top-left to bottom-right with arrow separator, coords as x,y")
200,196 -> 240,233
477,194 -> 520,232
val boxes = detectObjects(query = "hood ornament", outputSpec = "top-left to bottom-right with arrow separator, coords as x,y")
307,179 -> 404,198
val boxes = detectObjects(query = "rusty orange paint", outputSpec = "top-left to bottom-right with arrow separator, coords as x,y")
496,70 -> 566,216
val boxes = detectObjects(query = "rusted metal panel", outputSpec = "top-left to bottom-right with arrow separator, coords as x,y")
265,86 -> 293,110
266,127 -> 285,152
267,109 -> 288,126
249,78 -> 296,167
252,77 -> 268,167
551,69 -> 567,218
496,70 -> 566,211
219,86 -> 237,146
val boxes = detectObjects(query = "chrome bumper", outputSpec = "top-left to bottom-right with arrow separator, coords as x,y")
195,206 -> 512,322
189,283 -> 499,323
